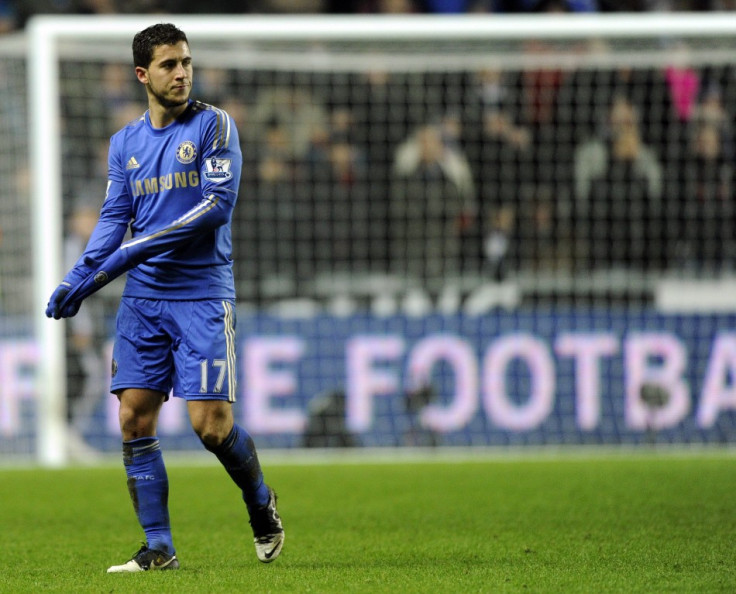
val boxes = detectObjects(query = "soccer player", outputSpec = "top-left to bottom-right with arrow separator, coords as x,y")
45,23 -> 284,572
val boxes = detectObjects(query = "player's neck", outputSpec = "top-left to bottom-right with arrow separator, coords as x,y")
148,101 -> 188,129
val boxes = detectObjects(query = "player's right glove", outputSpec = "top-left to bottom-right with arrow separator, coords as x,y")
45,282 -> 82,319
45,254 -> 104,320
55,249 -> 132,314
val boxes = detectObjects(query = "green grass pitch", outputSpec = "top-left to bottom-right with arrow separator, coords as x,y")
3,451 -> 736,593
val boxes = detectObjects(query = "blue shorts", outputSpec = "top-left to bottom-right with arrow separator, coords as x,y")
111,297 -> 237,401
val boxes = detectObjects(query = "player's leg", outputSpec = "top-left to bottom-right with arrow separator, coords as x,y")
188,399 -> 284,563
107,387 -> 179,573
188,401 -> 269,508
107,297 -> 178,573
172,299 -> 283,562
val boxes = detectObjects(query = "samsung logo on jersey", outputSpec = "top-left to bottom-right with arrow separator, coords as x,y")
131,171 -> 200,197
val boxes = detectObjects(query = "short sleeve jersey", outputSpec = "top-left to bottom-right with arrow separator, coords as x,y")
104,100 -> 241,300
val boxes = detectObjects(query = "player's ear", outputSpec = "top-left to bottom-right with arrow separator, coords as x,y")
135,66 -> 149,85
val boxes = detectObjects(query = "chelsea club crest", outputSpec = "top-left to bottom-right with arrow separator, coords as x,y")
176,141 -> 197,164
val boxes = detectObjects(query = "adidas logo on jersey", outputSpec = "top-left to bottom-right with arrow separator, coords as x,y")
126,156 -> 140,170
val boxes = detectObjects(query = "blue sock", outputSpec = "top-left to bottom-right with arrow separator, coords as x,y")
122,437 -> 174,555
204,424 -> 269,510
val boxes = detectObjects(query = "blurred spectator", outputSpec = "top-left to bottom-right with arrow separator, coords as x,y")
251,86 -> 329,162
519,53 -> 566,137
561,59 -> 675,155
691,83 -> 733,153
15,0 -> 116,27
77,0 -> 116,13
346,0 -> 423,12
245,116 -> 314,296
304,108 -> 370,275
117,0 -> 168,12
471,0 -> 597,11
670,86 -> 736,271
246,85 -> 330,292
247,0 -> 328,11
574,95 -> 664,269
648,0 -> 717,9
424,0 -> 471,11
662,41 -> 704,158
463,67 -> 532,276
575,95 -> 663,201
506,15 -> 582,273
513,14 -> 578,200
530,0 -> 598,10
390,121 -> 476,282
342,69 -> 416,271
597,1 -> 652,9
174,0 -> 331,13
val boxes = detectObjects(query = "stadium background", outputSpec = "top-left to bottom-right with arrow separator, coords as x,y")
3,3 -> 736,463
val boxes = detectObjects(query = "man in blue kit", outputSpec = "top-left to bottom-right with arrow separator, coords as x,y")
45,23 -> 284,572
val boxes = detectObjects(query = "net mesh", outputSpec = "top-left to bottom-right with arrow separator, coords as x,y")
51,34 -> 736,306
0,45 -> 31,317
0,39 -> 35,458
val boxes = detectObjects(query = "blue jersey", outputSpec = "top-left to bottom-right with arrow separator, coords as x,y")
64,100 -> 242,301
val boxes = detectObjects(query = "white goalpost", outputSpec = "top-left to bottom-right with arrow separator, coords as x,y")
22,13 -> 736,466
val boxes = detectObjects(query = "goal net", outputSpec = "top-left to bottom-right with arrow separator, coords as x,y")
0,33 -> 35,460
6,14 -> 736,464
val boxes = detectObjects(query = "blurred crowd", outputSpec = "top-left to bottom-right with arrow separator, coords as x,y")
3,0 -> 736,34
3,0 -> 736,310
52,42 -> 736,302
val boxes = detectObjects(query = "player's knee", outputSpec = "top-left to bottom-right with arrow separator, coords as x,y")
194,423 -> 231,449
116,389 -> 165,440
189,401 -> 233,448
118,406 -> 157,440
191,411 -> 231,448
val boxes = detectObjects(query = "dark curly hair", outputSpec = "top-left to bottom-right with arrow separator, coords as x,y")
132,23 -> 188,68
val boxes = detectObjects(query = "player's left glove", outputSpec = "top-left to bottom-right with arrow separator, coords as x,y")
45,282 -> 82,319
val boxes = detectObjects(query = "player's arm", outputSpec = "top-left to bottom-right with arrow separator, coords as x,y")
53,108 -> 242,314
46,150 -> 133,319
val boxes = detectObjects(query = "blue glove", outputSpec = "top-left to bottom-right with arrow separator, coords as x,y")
46,253 -> 107,319
56,248 -> 131,312
55,270 -> 109,314
45,282 -> 81,319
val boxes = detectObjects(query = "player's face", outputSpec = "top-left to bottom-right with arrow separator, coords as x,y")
137,41 -> 193,109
